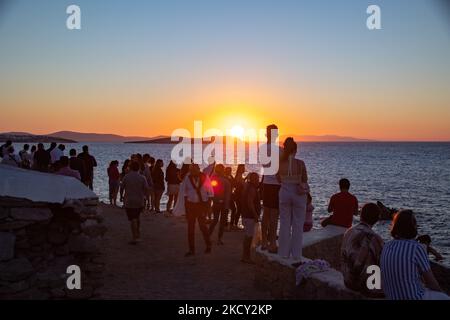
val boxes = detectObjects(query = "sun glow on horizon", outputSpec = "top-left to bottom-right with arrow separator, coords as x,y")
230,125 -> 245,140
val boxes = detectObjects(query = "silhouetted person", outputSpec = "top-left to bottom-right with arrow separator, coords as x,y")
51,143 -> 65,164
0,140 -> 12,158
341,203 -> 384,297
30,145 -> 37,168
322,179 -> 359,228
277,137 -> 309,261
165,160 -> 180,213
224,166 -> 236,228
241,172 -> 261,264
1,146 -> 20,167
142,154 -> 154,210
381,210 -> 449,300
56,156 -> 81,180
46,142 -> 57,157
208,164 -> 231,245
19,144 -> 31,169
417,235 -> 444,262
78,145 -> 97,190
69,149 -> 86,182
231,164 -> 246,229
121,161 -> 149,244
108,160 -> 120,206
148,156 -> 156,211
261,124 -> 282,253
34,143 -> 51,172
151,159 -> 165,213
183,164 -> 213,257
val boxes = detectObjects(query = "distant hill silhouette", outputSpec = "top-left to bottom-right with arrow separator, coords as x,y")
48,131 -> 153,142
126,134 -> 373,144
0,132 -> 76,143
3,130 -> 374,143
281,134 -> 373,142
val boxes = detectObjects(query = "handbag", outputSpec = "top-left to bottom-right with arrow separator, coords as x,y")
293,158 -> 309,195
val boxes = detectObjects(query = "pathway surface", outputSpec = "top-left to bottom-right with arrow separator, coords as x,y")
97,204 -> 271,300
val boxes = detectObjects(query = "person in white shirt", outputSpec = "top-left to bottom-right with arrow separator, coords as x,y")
50,144 -> 65,164
183,163 -> 214,257
19,144 -> 32,168
1,146 -> 20,167
260,124 -> 282,253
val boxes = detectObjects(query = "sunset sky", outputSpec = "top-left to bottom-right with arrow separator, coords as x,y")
1,0 -> 449,141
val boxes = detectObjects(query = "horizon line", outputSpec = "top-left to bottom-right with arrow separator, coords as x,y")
1,130 -> 449,143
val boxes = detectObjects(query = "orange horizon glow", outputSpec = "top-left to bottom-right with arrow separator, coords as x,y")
1,73 -> 450,142
1,1 -> 450,142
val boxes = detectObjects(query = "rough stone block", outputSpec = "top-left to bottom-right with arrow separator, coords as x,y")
68,234 -> 99,254
0,207 -> 9,220
0,232 -> 16,261
10,207 -> 52,222
0,257 -> 34,282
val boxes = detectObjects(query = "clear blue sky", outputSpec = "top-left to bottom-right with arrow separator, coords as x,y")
0,0 -> 449,140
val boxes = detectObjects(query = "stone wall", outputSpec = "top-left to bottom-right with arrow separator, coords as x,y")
254,225 -> 366,299
0,198 -> 107,300
254,226 -> 450,299
302,226 -> 346,270
254,249 -> 366,300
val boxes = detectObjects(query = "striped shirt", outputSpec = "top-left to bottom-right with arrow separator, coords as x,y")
380,239 -> 431,300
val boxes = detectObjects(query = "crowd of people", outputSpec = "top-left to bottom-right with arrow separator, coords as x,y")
2,124 -> 448,300
0,140 -> 97,190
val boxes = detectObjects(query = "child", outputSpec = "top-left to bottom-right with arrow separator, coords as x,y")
108,160 -> 120,206
417,235 -> 444,261
240,172 -> 261,264
304,193 -> 314,232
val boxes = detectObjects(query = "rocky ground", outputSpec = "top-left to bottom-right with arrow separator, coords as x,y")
97,204 -> 271,300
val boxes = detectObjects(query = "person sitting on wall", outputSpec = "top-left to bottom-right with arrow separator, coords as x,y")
417,235 -> 444,262
341,203 -> 384,297
322,178 -> 359,228
56,156 -> 81,180
381,210 -> 449,300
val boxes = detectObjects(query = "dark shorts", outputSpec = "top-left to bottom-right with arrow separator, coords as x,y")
126,208 -> 143,221
109,180 -> 120,196
262,184 -> 280,209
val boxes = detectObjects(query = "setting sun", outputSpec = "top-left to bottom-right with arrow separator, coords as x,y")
230,125 -> 245,140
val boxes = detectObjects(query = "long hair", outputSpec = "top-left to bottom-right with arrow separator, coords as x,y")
167,160 -> 176,170
391,210 -> 418,240
152,159 -> 163,174
281,137 -> 297,161
236,164 -> 245,178
180,163 -> 190,179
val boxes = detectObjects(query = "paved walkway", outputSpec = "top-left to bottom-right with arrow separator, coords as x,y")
97,204 -> 271,300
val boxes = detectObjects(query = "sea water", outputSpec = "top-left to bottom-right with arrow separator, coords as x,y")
21,142 -> 450,264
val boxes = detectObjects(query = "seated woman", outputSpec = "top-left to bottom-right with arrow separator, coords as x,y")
380,210 -> 449,300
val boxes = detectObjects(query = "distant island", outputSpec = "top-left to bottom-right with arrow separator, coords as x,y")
0,132 -> 76,143
1,130 -> 374,143
47,131 -> 155,143
125,135 -> 373,144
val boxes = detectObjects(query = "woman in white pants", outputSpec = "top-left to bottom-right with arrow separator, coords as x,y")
277,137 -> 309,261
